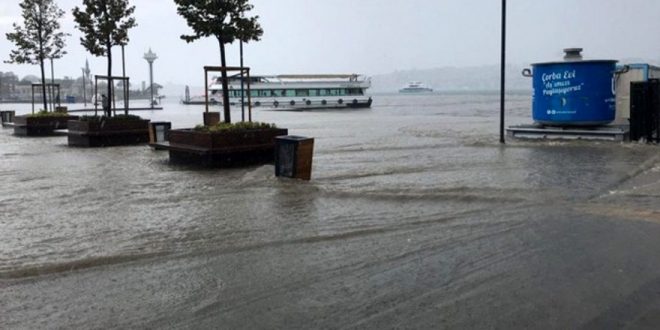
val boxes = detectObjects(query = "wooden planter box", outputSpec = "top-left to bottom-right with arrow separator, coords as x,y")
13,115 -> 79,136
163,127 -> 289,167
67,119 -> 150,147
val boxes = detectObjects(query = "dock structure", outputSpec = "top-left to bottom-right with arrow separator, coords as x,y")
66,107 -> 163,113
507,124 -> 630,142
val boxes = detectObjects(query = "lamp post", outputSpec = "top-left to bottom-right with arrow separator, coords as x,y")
499,0 -> 507,144
143,48 -> 158,108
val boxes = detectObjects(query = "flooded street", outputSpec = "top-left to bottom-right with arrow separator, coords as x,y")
2,93 -> 660,328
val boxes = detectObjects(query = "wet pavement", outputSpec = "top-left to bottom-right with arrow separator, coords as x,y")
2,93 -> 660,329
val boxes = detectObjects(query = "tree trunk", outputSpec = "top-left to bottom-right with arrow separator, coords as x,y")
106,44 -> 113,117
36,21 -> 47,112
219,40 -> 231,123
39,56 -> 48,113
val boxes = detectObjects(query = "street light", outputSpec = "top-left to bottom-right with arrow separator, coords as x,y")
143,48 -> 158,108
499,0 -> 507,144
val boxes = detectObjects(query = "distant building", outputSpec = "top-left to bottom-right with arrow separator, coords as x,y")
0,72 -> 19,101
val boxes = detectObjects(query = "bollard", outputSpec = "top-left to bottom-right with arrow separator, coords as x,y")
148,121 -> 172,144
203,112 -> 220,126
275,135 -> 314,181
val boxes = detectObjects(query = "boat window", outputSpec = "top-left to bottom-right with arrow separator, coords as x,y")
250,90 -> 258,97
286,90 -> 296,97
272,90 -> 284,97
347,88 -> 363,96
259,90 -> 272,97
329,89 -> 343,96
309,89 -> 319,97
296,90 -> 309,97
319,89 -> 328,96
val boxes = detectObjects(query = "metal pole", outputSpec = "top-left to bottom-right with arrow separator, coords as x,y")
149,61 -> 154,109
82,68 -> 86,107
125,78 -> 129,115
50,58 -> 55,111
500,0 -> 506,144
247,69 -> 252,122
94,76 -> 98,116
121,45 -> 126,78
122,45 -> 126,109
499,0 -> 507,144
240,40 -> 245,122
204,69 -> 209,113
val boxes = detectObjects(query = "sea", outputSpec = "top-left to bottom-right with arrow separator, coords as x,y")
2,92 -> 660,329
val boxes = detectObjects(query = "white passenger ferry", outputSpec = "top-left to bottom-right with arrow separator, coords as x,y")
206,74 -> 373,110
399,82 -> 434,93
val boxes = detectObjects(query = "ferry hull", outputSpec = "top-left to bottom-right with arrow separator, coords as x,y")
206,96 -> 373,111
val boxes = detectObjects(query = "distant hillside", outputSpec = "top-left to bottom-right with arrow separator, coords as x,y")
372,57 -> 660,93
370,65 -> 532,93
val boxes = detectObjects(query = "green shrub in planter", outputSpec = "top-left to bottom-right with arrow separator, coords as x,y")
79,114 -> 142,122
193,121 -> 277,133
28,110 -> 71,117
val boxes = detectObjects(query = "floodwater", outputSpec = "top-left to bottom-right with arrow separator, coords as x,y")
2,93 -> 660,329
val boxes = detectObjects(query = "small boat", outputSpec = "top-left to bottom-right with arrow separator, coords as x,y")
399,82 -> 434,93
181,96 -> 218,105
205,74 -> 373,110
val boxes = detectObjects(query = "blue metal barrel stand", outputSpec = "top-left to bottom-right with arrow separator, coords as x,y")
524,49 -> 617,126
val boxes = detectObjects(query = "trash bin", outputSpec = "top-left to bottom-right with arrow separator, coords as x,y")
0,110 -> 15,124
630,80 -> 660,142
149,121 -> 172,144
275,136 -> 314,181
203,112 -> 220,126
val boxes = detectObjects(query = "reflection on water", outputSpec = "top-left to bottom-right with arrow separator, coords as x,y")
3,93 -> 660,328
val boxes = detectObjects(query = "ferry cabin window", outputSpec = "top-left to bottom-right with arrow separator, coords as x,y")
286,90 -> 296,97
347,88 -> 363,96
259,90 -> 272,97
309,89 -> 319,97
272,90 -> 285,97
296,90 -> 309,97
329,89 -> 345,96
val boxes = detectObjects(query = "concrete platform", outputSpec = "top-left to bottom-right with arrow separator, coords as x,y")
507,124 -> 630,142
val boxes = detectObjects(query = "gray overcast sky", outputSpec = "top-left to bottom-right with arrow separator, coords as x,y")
2,0 -> 660,86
